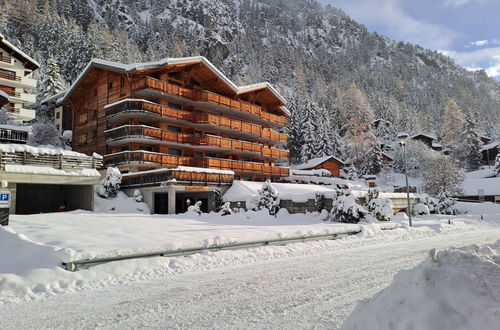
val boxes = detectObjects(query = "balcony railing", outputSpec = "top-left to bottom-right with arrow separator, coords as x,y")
0,54 -> 12,64
132,77 -> 287,126
0,127 -> 28,144
4,106 -> 20,114
105,125 -> 289,160
105,100 -> 288,143
1,90 -> 20,98
104,151 -> 289,176
0,72 -> 21,82
0,149 -> 102,171
121,169 -> 234,187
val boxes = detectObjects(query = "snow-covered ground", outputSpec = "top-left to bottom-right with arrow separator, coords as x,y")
1,202 -> 499,328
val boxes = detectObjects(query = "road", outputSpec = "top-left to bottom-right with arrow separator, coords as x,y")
2,227 -> 500,329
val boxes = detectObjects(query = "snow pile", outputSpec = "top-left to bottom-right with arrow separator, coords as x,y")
0,143 -> 94,158
342,241 -> 500,330
94,191 -> 150,214
95,167 -> 122,198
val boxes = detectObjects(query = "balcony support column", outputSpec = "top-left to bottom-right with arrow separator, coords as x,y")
167,184 -> 176,214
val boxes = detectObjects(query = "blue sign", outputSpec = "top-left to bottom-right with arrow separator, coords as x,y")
0,194 -> 8,201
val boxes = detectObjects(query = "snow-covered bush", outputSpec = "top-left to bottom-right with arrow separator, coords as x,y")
219,202 -> 233,216
420,193 -> 439,214
0,106 -> 8,124
257,180 -> 280,216
96,167 -> 122,198
187,200 -> 202,215
330,184 -> 368,223
319,209 -> 330,221
315,192 -> 326,212
366,187 -> 380,204
213,188 -> 223,212
437,192 -> 458,215
413,203 -> 430,216
133,189 -> 143,202
28,118 -> 63,147
367,196 -> 393,221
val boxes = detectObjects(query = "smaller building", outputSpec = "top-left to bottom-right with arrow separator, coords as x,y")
292,156 -> 345,178
0,144 -> 102,214
480,140 -> 499,165
40,90 -> 71,134
0,124 -> 29,144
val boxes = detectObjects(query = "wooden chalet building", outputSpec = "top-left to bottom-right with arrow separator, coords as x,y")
292,156 -> 345,178
59,57 -> 290,213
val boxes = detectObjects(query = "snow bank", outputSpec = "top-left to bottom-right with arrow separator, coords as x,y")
0,143 -> 100,158
342,241 -> 500,330
4,164 -> 100,176
94,191 -> 150,214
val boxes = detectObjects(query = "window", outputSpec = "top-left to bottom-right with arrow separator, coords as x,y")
56,124 -> 60,130
194,152 -> 202,159
0,68 -> 15,79
120,77 -> 126,96
206,153 -> 217,158
108,82 -> 113,90
168,148 -> 182,156
121,146 -> 130,151
56,112 -> 60,119
168,103 -> 182,110
168,80 -> 181,87
167,125 -> 182,133
139,145 -> 153,152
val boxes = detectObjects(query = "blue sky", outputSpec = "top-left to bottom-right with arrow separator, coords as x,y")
319,0 -> 500,79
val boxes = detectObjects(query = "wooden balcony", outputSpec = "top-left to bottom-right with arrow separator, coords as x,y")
104,151 -> 289,177
132,77 -> 287,127
5,106 -> 20,114
105,100 -> 288,144
105,125 -> 289,161
0,72 -> 21,82
1,90 -> 21,98
121,169 -> 234,187
0,54 -> 12,64
0,127 -> 28,144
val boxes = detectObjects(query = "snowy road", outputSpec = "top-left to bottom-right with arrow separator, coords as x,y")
2,227 -> 500,329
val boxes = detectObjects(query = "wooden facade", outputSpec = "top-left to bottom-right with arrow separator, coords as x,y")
62,58 -> 290,180
295,156 -> 344,178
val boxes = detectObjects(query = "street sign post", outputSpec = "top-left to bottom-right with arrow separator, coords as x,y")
0,191 -> 10,226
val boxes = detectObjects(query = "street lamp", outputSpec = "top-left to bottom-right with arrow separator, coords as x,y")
397,133 -> 412,227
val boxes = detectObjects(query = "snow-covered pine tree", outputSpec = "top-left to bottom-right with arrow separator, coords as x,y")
187,201 -> 203,215
347,164 -> 359,181
496,154 -> 500,176
27,118 -> 62,147
96,167 -> 122,198
366,188 -> 393,221
374,119 -> 396,153
315,192 -> 326,212
219,202 -> 233,216
459,112 -> 482,171
213,188 -> 223,212
360,143 -> 383,175
38,56 -> 67,102
0,106 -> 9,124
257,180 -> 280,216
315,104 -> 333,158
300,100 -> 319,163
133,189 -> 143,202
330,183 -> 368,223
436,191 -> 458,215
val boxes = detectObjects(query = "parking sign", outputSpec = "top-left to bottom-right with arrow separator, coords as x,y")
0,191 -> 10,208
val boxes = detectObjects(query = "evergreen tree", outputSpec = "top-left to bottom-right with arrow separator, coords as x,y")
347,164 -> 359,181
27,119 -> 62,147
38,56 -> 67,101
459,112 -> 482,171
213,188 -> 223,212
361,143 -> 383,175
0,106 -> 9,124
257,180 -> 280,216
315,192 -> 326,212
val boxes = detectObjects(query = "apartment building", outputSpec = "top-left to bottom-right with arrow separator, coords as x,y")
0,34 -> 39,122
59,57 -> 290,213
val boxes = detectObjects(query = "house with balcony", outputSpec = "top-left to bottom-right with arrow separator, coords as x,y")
58,56 -> 290,213
0,34 -> 39,122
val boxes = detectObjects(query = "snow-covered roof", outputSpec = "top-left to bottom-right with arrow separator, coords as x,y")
431,142 -> 443,149
480,140 -> 499,152
60,57 -> 289,116
292,155 -> 345,170
410,133 -> 436,141
0,124 -> 31,132
462,177 -> 500,196
39,90 -> 67,106
0,34 -> 39,69
223,180 -> 339,203
290,169 -> 332,177
0,144 -> 99,158
3,164 -> 100,177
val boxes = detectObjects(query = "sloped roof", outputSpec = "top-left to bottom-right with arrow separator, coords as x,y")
0,34 -> 39,70
410,133 -> 436,141
60,56 -> 289,115
0,89 -> 9,105
293,155 -> 345,170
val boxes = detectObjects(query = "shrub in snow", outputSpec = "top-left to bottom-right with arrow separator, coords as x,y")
219,202 -> 233,216
365,187 -> 379,204
28,118 -> 63,147
213,188 -> 223,212
413,203 -> 430,216
315,192 -> 326,212
187,200 -> 202,215
367,196 -> 393,222
421,155 -> 464,196
257,180 -> 280,216
420,193 -> 439,214
319,209 -> 330,221
133,189 -> 143,202
96,167 -> 122,198
330,184 -> 368,223
437,191 -> 458,215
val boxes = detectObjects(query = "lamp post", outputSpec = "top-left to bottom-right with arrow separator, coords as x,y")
397,133 -> 412,227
